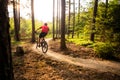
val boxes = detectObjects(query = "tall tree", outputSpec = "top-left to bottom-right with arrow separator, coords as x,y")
56,0 -> 59,38
31,0 -> 35,42
72,0 -> 75,38
60,0 -> 67,50
68,0 -> 71,38
53,0 -> 55,40
78,0 -> 80,23
77,0 -> 80,38
13,0 -> 20,41
17,0 -> 20,34
0,0 -> 14,79
90,0 -> 98,42
58,0 -> 61,38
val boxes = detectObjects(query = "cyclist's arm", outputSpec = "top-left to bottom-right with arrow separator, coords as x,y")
36,26 -> 42,31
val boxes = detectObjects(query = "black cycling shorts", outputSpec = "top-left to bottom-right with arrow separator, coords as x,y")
39,32 -> 47,38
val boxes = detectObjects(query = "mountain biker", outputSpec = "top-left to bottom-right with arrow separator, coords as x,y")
35,23 -> 49,45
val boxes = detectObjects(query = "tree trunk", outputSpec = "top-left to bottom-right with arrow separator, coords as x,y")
16,0 -> 20,35
90,0 -> 98,42
0,0 -> 14,79
77,0 -> 80,38
68,0 -> 71,38
53,0 -> 55,40
60,0 -> 67,50
56,0 -> 59,39
13,0 -> 20,41
78,0 -> 80,24
72,0 -> 75,38
58,0 -> 61,38
31,0 -> 35,42
17,0 -> 20,35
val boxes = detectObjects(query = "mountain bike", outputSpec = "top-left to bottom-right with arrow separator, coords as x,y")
35,32 -> 48,53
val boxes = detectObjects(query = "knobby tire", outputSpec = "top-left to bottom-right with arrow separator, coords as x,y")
41,41 -> 48,53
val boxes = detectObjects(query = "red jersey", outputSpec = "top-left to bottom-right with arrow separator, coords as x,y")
41,25 -> 49,33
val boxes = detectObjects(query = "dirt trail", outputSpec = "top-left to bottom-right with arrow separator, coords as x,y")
32,39 -> 120,76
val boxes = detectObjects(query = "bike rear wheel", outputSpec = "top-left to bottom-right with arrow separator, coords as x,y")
41,41 -> 48,53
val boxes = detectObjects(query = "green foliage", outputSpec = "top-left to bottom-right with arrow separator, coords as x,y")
83,25 -> 91,34
9,17 -> 53,39
94,42 -> 114,59
94,1 -> 120,44
109,5 -> 120,33
79,40 -> 93,47
9,18 -> 33,38
65,0 -> 120,59
67,38 -> 93,47
20,18 -> 32,38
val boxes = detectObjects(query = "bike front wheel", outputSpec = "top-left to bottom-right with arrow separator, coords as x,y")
41,41 -> 48,53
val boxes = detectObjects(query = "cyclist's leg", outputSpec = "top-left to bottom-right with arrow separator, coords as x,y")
39,32 -> 45,43
42,32 -> 47,40
41,32 -> 47,41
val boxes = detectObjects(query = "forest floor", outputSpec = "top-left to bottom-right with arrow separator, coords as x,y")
12,39 -> 120,80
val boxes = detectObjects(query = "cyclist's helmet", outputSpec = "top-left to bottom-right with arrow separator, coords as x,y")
44,23 -> 47,26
